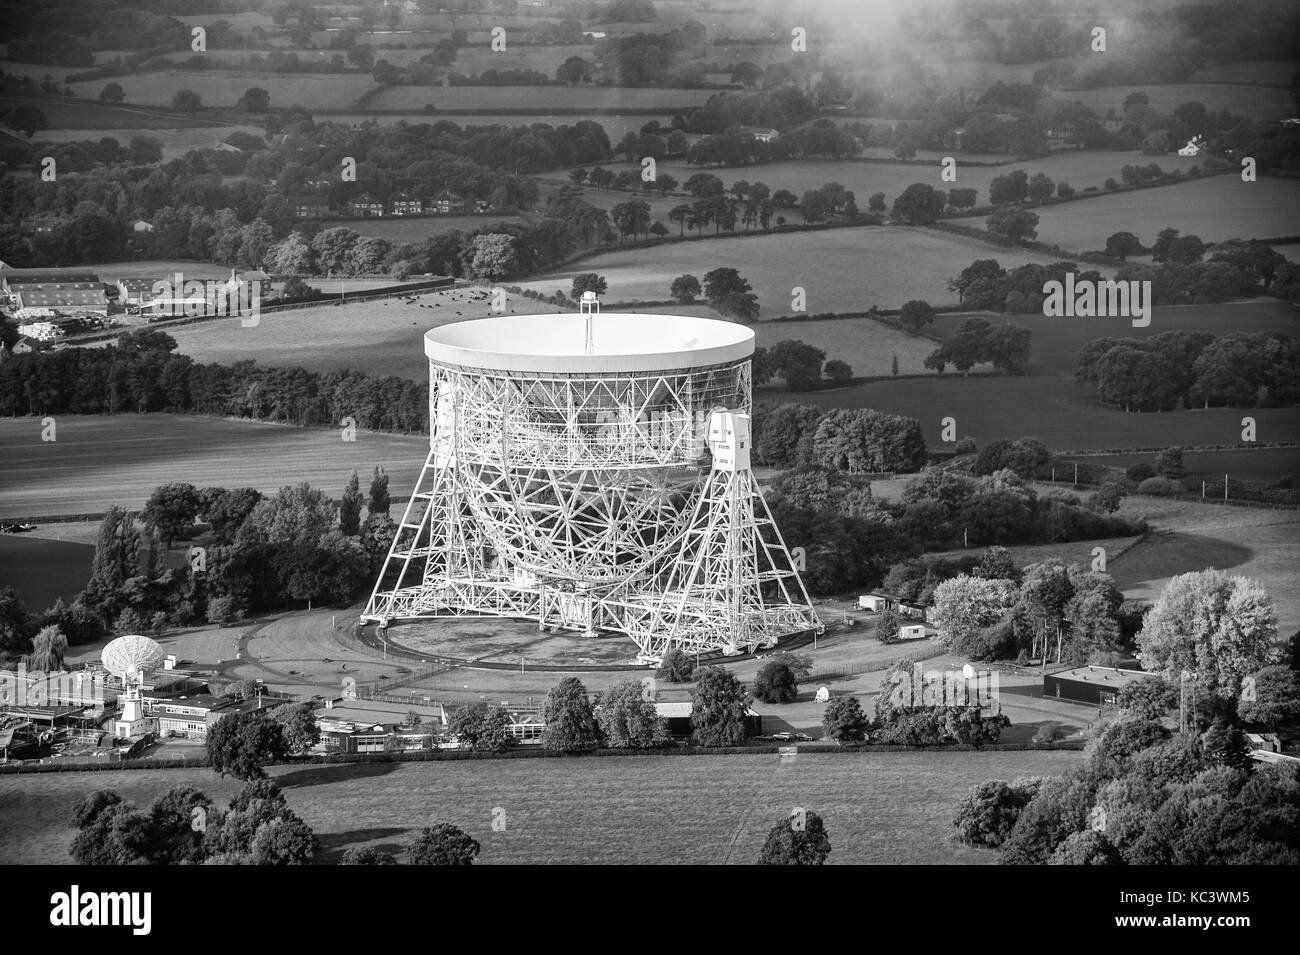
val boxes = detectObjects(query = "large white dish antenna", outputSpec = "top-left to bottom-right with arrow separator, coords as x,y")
101,634 -> 164,683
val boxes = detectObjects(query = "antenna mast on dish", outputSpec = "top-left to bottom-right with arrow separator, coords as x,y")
579,290 -> 599,354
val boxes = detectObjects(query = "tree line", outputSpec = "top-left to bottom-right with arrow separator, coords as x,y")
1076,329 -> 1300,412
0,468 -> 396,666
0,329 -> 428,432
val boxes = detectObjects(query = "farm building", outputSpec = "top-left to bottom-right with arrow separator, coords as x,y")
1042,665 -> 1155,706
2,270 -> 99,294
10,282 -> 108,314
118,278 -> 162,308
1178,136 -> 1207,157
654,701 -> 762,738
132,219 -> 154,233
898,623 -> 927,640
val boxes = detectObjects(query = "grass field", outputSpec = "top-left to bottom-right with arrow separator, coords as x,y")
791,376 -> 1300,457
0,95 -> 219,130
161,285 -> 568,382
647,151 -> 1207,210
370,85 -> 717,111
0,535 -> 93,610
33,125 -> 264,160
0,415 -> 426,520
0,750 -> 1083,865
1107,496 -> 1300,636
1031,176 -> 1300,250
324,112 -> 674,142
1080,447 -> 1300,484
348,213 -> 532,242
519,227 -> 1109,314
1051,83 -> 1296,122
1186,60 -> 1299,86
66,71 -> 378,110
929,299 -> 1300,377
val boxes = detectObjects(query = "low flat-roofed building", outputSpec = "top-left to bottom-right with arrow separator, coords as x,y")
654,700 -> 762,738
1042,665 -> 1156,706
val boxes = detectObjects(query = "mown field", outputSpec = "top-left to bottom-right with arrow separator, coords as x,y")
1031,176 -> 1300,251
647,150 -> 1206,209
0,415 -> 426,519
1050,83 -> 1296,122
0,750 -> 1083,865
519,227 -> 1110,314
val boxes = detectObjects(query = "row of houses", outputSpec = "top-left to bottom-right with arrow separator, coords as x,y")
288,189 -> 492,219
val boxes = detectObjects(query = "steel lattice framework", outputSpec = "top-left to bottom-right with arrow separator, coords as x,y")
362,309 -> 822,661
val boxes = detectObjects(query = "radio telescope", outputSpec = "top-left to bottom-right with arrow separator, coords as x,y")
103,634 -> 163,740
362,304 -> 823,662
102,634 -> 164,686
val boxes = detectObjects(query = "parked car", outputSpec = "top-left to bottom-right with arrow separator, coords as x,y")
771,732 -> 795,742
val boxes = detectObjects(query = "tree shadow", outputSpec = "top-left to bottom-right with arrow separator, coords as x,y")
313,827 -> 411,865
273,760 -> 404,791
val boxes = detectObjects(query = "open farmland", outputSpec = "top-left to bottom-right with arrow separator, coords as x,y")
0,95 -> 219,130
33,125 -> 265,160
1107,496 -> 1300,637
929,299 -> 1300,376
751,317 -> 937,377
161,286 -> 568,382
519,227 -> 1112,314
1186,60 -> 1299,85
67,71 -> 378,110
647,151 -> 1207,209
790,376 -> 1300,458
370,85 -> 717,111
0,415 -> 426,520
0,750 -> 1083,865
348,213 -> 533,242
1080,447 -> 1300,484
1031,176 -> 1300,251
0,535 -> 93,611
1050,83 -> 1296,121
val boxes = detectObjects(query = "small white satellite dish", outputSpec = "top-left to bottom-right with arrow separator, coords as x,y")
962,664 -> 976,680
814,686 -> 830,703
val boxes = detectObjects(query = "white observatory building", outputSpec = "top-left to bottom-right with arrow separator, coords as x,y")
363,301 -> 822,662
